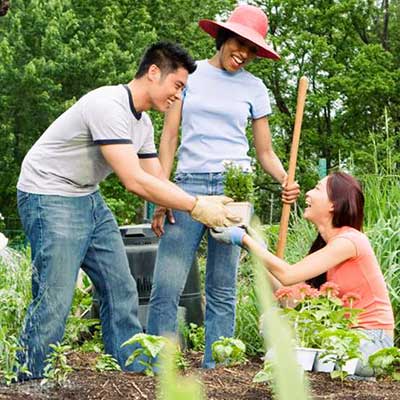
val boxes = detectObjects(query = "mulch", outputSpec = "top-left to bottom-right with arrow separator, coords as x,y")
0,351 -> 398,400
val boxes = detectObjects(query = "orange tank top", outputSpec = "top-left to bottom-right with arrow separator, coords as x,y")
327,226 -> 394,330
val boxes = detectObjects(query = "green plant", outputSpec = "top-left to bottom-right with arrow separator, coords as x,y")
95,353 -> 121,372
318,328 -> 365,381
182,323 -> 205,351
368,347 -> 400,380
278,283 -> 363,349
211,337 -> 246,366
0,329 -> 30,384
223,161 -> 255,202
42,342 -> 73,386
122,333 -> 168,376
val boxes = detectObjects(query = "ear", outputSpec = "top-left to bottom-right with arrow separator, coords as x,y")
147,64 -> 161,82
328,201 -> 334,213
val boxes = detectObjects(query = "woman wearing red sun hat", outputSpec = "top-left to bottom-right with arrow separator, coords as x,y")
147,5 -> 300,368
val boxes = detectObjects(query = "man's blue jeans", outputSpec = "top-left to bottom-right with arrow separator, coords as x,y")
146,173 -> 241,368
17,190 -> 143,379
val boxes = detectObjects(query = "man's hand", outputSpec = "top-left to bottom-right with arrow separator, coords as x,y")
281,176 -> 300,204
151,206 -> 175,237
190,196 -> 241,227
210,227 -> 246,246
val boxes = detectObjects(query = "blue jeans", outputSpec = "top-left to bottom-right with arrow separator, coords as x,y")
355,329 -> 394,377
17,190 -> 143,379
146,173 -> 241,368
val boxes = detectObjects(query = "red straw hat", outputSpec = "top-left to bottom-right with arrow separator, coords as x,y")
199,5 -> 280,60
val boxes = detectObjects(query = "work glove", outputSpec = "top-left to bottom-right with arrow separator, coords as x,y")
190,195 -> 241,227
0,232 -> 8,252
210,226 -> 246,246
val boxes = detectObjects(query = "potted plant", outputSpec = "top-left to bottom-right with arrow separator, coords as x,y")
222,161 -> 255,226
275,283 -> 364,373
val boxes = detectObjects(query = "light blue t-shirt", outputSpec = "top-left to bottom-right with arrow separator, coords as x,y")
177,60 -> 271,173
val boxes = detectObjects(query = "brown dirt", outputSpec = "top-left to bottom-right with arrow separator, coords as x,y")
0,351 -> 398,400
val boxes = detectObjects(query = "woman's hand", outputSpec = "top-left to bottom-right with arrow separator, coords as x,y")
210,227 -> 246,246
281,176 -> 300,204
151,206 -> 175,237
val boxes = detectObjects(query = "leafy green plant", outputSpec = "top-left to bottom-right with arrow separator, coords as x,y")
95,353 -> 121,372
182,323 -> 205,351
0,329 -> 30,384
318,329 -> 365,380
42,342 -> 73,386
368,347 -> 400,380
277,283 -> 363,349
211,337 -> 246,367
223,161 -> 255,202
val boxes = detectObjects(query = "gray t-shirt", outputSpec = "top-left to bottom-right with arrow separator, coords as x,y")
17,84 -> 157,196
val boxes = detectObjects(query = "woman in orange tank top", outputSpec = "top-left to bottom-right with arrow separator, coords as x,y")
211,172 -> 395,377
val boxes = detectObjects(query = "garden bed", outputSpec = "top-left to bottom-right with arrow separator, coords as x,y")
0,351 -> 398,400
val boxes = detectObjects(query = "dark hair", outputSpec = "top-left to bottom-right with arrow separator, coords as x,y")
135,41 -> 196,79
215,28 -> 237,50
0,0 -> 10,16
306,172 -> 364,288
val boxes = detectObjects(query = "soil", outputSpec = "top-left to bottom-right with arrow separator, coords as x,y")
0,351 -> 399,400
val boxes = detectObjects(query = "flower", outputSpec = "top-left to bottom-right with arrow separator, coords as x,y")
275,287 -> 294,301
320,281 -> 340,298
342,292 -> 361,308
294,283 -> 315,299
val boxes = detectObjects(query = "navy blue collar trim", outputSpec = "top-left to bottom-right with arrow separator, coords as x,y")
123,85 -> 142,120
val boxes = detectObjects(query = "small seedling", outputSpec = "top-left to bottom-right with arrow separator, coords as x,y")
42,343 -> 73,386
95,353 -> 121,372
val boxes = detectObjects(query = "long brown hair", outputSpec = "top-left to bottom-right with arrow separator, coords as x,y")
307,172 -> 364,288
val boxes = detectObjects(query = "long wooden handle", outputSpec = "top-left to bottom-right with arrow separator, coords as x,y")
276,76 -> 309,259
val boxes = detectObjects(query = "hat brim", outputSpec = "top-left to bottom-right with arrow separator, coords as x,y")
199,19 -> 280,60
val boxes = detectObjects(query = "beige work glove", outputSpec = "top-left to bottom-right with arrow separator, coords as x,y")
190,195 -> 241,227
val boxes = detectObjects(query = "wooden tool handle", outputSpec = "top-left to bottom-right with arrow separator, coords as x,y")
276,77 -> 309,259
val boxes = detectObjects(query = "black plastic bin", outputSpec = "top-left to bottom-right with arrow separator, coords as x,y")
92,224 -> 204,330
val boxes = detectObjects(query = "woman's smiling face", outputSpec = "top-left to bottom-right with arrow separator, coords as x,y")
217,35 -> 258,72
304,177 -> 334,223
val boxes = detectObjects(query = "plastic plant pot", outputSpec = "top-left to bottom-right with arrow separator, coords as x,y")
313,350 -> 335,373
226,201 -> 253,226
341,358 -> 359,375
295,347 -> 317,371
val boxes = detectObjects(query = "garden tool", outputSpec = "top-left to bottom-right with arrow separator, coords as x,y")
276,76 -> 308,258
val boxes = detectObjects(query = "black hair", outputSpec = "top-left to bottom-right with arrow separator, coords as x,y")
215,28 -> 236,50
135,41 -> 196,79
0,0 -> 10,16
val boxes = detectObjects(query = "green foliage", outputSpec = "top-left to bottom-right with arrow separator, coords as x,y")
158,339 -> 204,400
223,162 -> 255,202
95,353 -> 121,372
368,347 -> 400,381
252,228 -> 311,400
235,284 -> 264,356
182,323 -> 205,352
318,329 -> 365,381
42,342 -> 73,386
122,333 -> 168,376
211,337 -> 246,367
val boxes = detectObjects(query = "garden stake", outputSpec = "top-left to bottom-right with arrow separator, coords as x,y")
276,76 -> 308,258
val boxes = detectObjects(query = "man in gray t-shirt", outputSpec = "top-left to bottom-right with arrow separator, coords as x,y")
16,42 -> 239,380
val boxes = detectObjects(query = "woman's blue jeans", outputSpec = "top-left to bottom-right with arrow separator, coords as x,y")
17,190 -> 143,379
146,173 -> 241,368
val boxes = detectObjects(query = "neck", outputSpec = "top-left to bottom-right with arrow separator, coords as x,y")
208,53 -> 222,69
315,220 -> 343,243
127,79 -> 151,113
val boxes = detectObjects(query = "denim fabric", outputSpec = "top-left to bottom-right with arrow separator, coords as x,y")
355,329 -> 394,377
146,173 -> 241,368
17,190 -> 143,379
